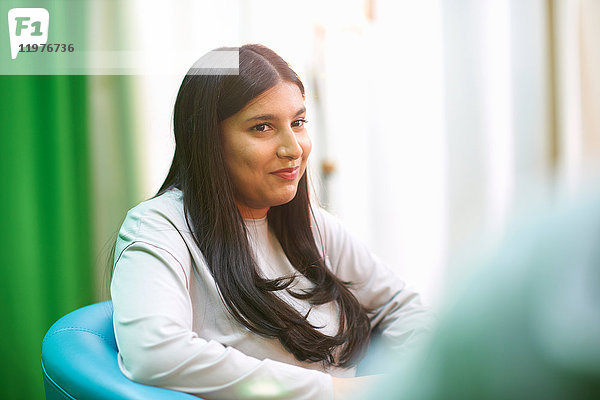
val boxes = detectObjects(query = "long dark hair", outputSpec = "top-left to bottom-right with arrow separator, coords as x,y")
157,44 -> 371,367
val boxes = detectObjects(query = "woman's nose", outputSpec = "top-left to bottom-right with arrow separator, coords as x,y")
276,128 -> 303,159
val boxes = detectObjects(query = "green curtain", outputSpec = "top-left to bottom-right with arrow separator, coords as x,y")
0,67 -> 142,400
88,74 -> 142,301
0,75 -> 93,399
0,1 -> 142,397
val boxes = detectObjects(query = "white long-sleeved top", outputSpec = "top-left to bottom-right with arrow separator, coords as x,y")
111,187 -> 431,399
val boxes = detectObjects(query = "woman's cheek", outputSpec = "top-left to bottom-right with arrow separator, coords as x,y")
301,135 -> 312,159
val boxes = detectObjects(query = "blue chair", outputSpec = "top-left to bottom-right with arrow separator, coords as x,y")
41,301 -> 198,399
42,301 -> 382,399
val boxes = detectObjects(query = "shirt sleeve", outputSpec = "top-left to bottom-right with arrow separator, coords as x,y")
111,210 -> 334,400
312,208 -> 435,353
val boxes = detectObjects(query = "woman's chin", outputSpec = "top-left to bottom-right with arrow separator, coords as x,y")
271,189 -> 299,207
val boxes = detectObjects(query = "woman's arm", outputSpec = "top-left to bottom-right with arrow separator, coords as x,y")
111,210 -> 334,400
312,208 -> 435,353
331,375 -> 384,400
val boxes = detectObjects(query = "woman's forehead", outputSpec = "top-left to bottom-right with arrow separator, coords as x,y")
238,82 -> 305,119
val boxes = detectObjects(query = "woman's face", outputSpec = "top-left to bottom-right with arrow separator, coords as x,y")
220,81 -> 311,219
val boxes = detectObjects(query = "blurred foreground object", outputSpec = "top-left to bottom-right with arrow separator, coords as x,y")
369,185 -> 600,399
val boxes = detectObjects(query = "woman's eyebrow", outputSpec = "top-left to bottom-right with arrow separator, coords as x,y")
245,106 -> 306,122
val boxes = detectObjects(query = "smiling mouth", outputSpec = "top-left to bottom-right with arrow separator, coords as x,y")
270,166 -> 300,180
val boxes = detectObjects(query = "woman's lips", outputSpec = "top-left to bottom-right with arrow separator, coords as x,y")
271,166 -> 300,180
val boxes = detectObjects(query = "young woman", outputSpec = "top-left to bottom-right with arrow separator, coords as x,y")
111,44 -> 431,399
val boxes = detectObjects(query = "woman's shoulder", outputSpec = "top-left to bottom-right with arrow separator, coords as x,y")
310,205 -> 373,262
310,205 -> 346,236
119,187 -> 188,242
126,186 -> 183,214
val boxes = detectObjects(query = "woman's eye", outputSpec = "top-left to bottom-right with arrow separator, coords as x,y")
252,123 -> 270,132
251,119 -> 307,132
292,118 -> 308,128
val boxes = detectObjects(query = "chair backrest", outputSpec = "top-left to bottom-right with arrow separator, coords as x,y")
41,301 -> 198,400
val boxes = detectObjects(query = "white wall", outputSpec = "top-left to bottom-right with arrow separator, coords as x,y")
119,0 -> 595,307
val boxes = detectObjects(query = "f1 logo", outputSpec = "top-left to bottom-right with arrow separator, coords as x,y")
8,8 -> 49,60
